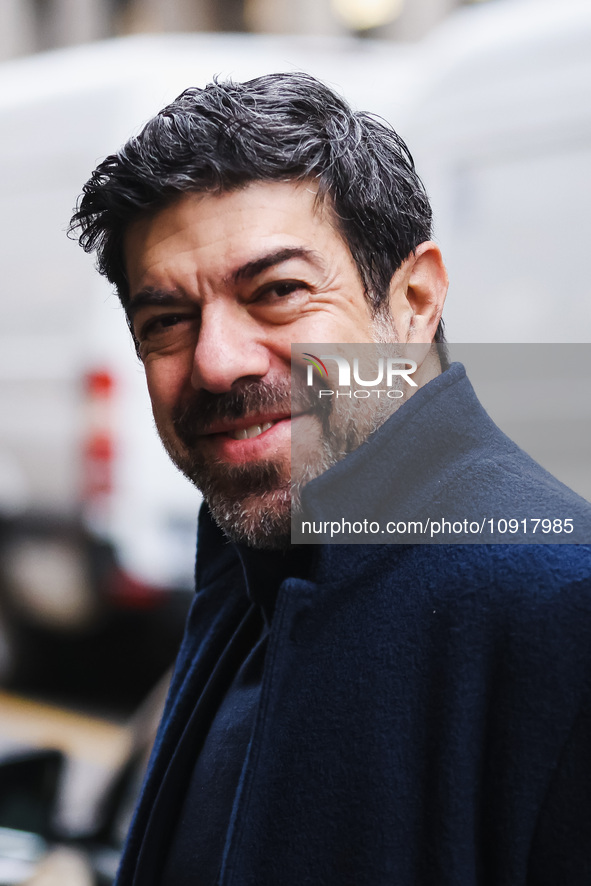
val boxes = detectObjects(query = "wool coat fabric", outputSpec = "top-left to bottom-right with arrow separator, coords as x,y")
116,363 -> 591,885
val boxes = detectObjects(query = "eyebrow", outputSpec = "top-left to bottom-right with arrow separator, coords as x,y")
126,289 -> 188,322
227,246 -> 326,286
127,246 -> 326,320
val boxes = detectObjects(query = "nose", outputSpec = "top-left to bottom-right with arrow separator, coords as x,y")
190,304 -> 270,393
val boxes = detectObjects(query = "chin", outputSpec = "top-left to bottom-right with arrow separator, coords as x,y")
158,429 -> 293,548
206,486 -> 293,550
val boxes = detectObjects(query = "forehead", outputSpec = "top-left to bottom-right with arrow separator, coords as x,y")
123,180 -> 353,292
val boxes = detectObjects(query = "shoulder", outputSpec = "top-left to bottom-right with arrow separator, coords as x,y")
418,366 -> 591,537
379,542 -> 591,599
350,543 -> 591,639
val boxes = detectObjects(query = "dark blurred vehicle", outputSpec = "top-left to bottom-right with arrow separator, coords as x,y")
0,676 -> 169,884
0,511 -> 191,707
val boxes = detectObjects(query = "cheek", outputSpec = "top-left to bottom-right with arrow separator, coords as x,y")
289,292 -> 374,344
262,330 -> 299,372
144,358 -> 187,424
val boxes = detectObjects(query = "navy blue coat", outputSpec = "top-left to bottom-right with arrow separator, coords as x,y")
117,364 -> 591,885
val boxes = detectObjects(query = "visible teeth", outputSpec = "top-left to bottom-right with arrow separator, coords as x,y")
229,421 -> 274,440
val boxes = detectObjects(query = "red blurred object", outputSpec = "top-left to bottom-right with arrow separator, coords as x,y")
82,371 -> 115,501
85,371 -> 115,397
107,567 -> 167,610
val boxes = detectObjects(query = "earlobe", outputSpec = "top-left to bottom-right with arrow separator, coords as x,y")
388,242 -> 448,344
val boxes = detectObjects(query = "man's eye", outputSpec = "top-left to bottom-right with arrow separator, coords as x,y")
140,314 -> 185,338
259,281 -> 306,301
272,282 -> 301,297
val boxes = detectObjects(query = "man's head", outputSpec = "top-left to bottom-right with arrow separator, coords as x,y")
71,73 -> 448,548
71,72 -> 440,328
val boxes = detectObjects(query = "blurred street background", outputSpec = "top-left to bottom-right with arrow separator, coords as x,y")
0,0 -> 590,881
0,0 -> 475,56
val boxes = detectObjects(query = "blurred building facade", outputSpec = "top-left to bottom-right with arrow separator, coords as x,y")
0,0 -> 484,61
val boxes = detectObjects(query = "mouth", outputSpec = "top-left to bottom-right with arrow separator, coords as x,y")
187,413 -> 297,466
227,420 -> 276,440
199,413 -> 294,440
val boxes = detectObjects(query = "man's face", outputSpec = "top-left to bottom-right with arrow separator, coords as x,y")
124,181 -> 391,548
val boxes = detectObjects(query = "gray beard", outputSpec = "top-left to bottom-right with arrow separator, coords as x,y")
187,458 -> 293,551
157,385 -> 346,550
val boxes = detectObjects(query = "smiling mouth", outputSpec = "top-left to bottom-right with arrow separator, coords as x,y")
198,414 -> 293,443
228,421 -> 276,440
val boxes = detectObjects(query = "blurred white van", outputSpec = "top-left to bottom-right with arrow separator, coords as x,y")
401,0 -> 591,343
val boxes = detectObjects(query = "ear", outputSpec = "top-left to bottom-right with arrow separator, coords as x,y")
387,242 -> 448,343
